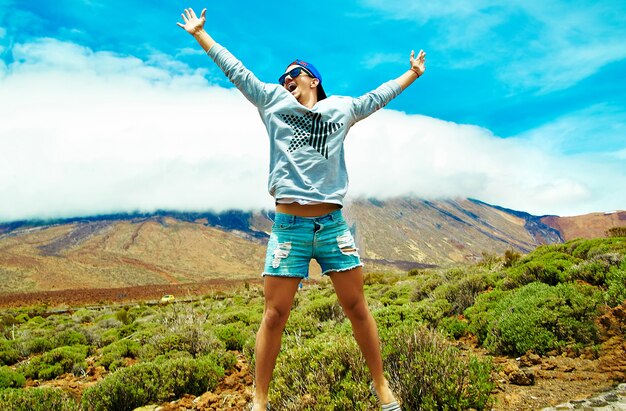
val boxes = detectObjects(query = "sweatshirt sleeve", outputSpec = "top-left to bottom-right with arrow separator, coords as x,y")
207,44 -> 276,108
350,80 -> 402,123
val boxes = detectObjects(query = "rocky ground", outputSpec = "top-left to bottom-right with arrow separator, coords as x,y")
12,287 -> 626,411
37,332 -> 624,411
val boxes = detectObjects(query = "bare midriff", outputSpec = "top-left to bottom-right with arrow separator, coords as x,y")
275,202 -> 341,217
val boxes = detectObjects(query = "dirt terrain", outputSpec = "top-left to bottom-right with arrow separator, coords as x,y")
6,286 -> 626,410
0,279 -> 262,308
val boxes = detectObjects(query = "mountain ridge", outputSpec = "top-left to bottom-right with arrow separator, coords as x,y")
0,197 -> 623,294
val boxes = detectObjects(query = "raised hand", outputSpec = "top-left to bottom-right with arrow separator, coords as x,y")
410,49 -> 426,77
176,8 -> 206,35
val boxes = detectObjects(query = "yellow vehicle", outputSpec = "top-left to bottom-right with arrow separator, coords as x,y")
159,294 -> 175,304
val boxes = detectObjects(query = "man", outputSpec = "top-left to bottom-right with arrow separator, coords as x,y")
178,7 -> 425,411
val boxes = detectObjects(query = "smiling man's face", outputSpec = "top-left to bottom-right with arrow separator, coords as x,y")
282,65 -> 319,103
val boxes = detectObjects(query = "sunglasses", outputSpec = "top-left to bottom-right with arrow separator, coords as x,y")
278,67 -> 314,85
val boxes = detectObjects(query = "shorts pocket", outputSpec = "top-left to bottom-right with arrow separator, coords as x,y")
272,221 -> 295,230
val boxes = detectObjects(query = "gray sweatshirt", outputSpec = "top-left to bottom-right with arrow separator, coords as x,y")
207,44 -> 402,206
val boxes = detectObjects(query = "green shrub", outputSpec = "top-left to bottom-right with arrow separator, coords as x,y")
379,283 -> 412,306
115,308 -> 132,325
410,273 -> 445,302
503,249 -> 522,267
569,237 -> 626,260
467,282 -> 601,355
72,308 -> 95,324
364,272 -> 400,285
98,339 -> 141,371
27,316 -> 46,326
271,334 -> 375,410
0,366 -> 26,389
432,273 -> 490,314
81,356 -> 224,411
21,336 -> 54,355
383,325 -> 494,411
0,338 -> 21,365
219,307 -> 262,326
214,323 -> 248,351
438,316 -> 468,339
14,313 -> 30,324
55,329 -> 88,347
605,263 -> 626,307
412,298 -> 453,325
607,226 -> 626,237
283,311 -> 322,339
373,303 -> 423,329
303,295 -> 345,323
22,345 -> 89,380
0,388 -> 78,411
508,251 -> 579,286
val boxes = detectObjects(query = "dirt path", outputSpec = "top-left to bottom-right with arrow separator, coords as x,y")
0,279 -> 262,308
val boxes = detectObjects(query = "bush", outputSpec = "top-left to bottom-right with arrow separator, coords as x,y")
0,387 -> 78,411
363,272 -> 401,285
271,334 -> 375,410
508,251 -> 579,286
432,273 -> 490,314
383,325 -> 494,411
55,329 -> 88,347
0,338 -> 21,365
372,303 -> 424,329
410,273 -> 445,302
115,308 -> 133,325
21,336 -> 54,355
303,295 -> 345,323
607,226 -> 626,237
605,262 -> 626,307
98,339 -> 141,371
503,249 -> 521,268
438,316 -> 468,339
81,356 -> 224,411
467,282 -> 601,355
22,345 -> 89,380
214,323 -> 248,351
0,366 -> 26,389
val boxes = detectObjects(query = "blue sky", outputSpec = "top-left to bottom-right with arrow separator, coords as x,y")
1,0 -> 625,221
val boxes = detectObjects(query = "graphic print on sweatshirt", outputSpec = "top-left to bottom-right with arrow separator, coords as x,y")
279,112 -> 344,159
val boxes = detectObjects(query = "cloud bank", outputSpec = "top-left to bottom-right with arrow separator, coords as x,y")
1,38 -> 624,222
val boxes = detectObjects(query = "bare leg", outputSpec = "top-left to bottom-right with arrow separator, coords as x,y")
252,276 -> 301,410
329,266 -> 396,404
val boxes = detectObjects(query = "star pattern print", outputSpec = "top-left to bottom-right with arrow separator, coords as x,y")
279,112 -> 343,159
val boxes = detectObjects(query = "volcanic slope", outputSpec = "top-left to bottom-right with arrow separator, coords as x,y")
0,217 -> 266,294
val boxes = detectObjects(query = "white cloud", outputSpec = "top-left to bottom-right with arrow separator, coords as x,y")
360,52 -> 404,69
512,104 -> 626,155
1,38 -> 625,222
345,110 -> 626,216
360,0 -> 626,93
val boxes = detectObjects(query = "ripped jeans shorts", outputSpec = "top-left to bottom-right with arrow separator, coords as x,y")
262,209 -> 363,278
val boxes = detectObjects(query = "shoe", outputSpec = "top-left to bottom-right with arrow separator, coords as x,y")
248,403 -> 271,411
370,382 -> 378,398
381,402 -> 401,411
370,382 -> 402,411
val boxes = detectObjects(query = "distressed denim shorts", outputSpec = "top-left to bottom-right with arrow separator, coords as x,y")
262,209 -> 363,278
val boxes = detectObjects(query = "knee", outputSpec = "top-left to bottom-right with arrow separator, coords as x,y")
342,298 -> 370,323
262,306 -> 290,331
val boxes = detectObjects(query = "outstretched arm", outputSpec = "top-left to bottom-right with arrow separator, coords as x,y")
177,7 -> 275,108
350,50 -> 426,122
394,49 -> 426,91
177,8 -> 216,52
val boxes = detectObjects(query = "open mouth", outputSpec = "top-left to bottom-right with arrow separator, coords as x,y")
286,82 -> 297,92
